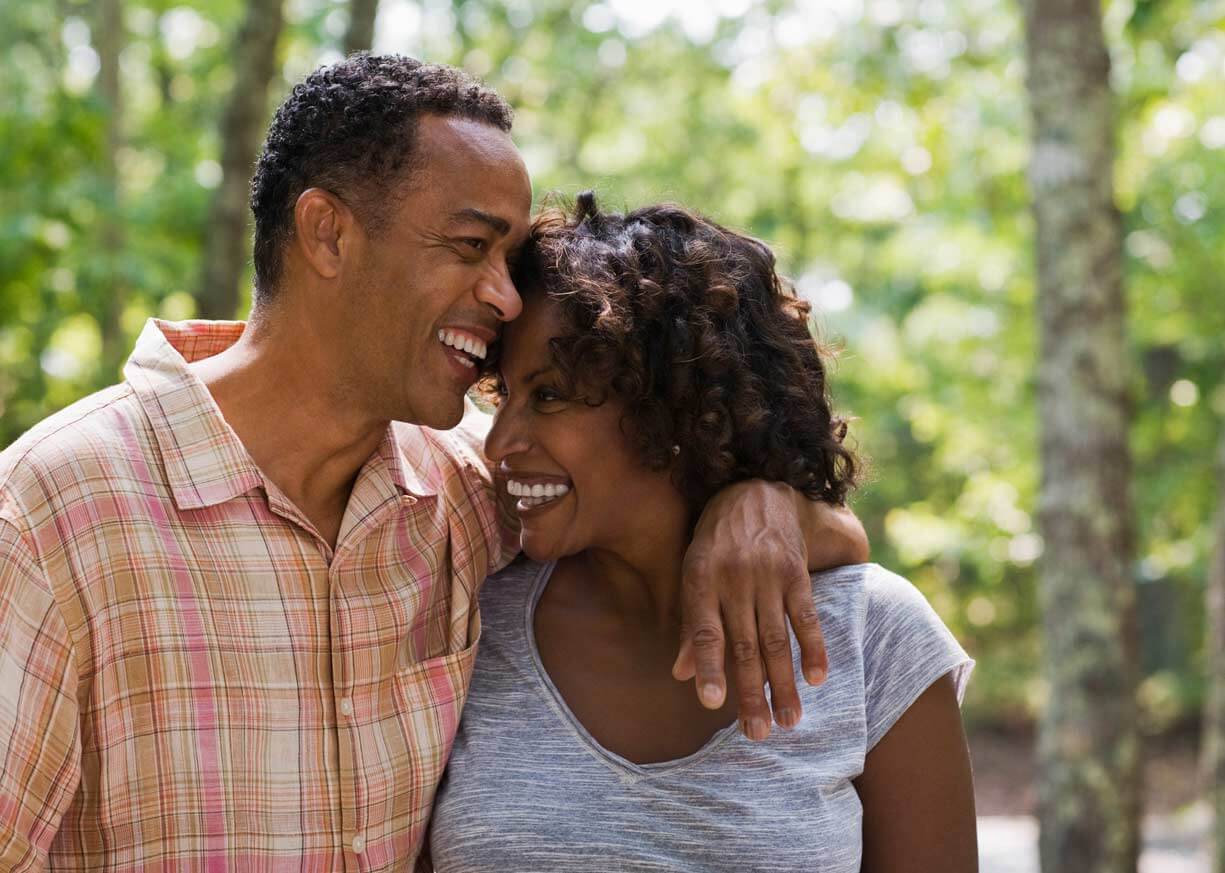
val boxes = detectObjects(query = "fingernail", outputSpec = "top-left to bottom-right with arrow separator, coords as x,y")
700,683 -> 723,707
743,718 -> 770,741
777,708 -> 798,729
806,666 -> 827,685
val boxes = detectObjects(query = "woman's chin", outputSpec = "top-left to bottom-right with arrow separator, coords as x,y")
520,534 -> 576,564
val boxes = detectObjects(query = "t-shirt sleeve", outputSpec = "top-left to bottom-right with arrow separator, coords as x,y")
861,565 -> 974,753
450,397 -> 520,574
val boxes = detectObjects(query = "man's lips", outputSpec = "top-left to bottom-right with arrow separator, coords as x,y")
438,327 -> 491,363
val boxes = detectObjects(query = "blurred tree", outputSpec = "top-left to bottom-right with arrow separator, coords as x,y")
195,0 -> 285,320
1208,424 -> 1225,872
1022,0 -> 1141,869
95,0 -> 125,379
344,0 -> 379,55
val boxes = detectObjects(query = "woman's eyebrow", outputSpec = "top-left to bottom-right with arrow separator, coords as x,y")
524,365 -> 555,383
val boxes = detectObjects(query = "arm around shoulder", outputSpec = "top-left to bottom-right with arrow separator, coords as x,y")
0,517 -> 83,871
795,495 -> 869,571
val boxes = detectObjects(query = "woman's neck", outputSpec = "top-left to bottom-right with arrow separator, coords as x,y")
564,515 -> 691,632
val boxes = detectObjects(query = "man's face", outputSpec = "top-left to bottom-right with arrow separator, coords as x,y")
341,114 -> 532,429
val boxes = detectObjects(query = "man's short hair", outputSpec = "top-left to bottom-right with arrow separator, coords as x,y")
249,54 -> 513,301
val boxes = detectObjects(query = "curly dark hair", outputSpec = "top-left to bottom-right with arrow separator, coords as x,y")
250,53 -> 513,300
483,192 -> 858,513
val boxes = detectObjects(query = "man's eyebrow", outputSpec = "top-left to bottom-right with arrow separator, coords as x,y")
448,207 -> 511,236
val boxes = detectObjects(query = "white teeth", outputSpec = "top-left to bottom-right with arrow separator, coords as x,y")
507,480 -> 571,505
439,329 -> 487,361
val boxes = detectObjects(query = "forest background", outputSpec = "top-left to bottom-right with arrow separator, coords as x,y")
2,0 -> 1222,846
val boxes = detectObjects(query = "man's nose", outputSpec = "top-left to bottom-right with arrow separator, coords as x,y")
475,268 -> 523,322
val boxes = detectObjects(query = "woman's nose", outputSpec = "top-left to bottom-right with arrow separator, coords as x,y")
484,403 -> 530,463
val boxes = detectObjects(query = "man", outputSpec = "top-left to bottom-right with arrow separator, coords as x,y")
0,55 -> 867,870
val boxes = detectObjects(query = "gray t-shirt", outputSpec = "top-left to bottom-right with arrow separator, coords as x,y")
428,560 -> 973,872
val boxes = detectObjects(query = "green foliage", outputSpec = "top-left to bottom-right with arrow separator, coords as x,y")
1,0 -> 1221,727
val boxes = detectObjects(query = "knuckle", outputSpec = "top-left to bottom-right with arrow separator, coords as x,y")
730,638 -> 759,665
760,631 -> 792,660
737,687 -> 767,711
790,606 -> 822,629
683,552 -> 713,576
690,625 -> 724,650
776,552 -> 806,576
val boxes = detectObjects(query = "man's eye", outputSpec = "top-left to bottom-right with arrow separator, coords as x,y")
461,238 -> 487,253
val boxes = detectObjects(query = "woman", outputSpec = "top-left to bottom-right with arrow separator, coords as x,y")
428,193 -> 977,871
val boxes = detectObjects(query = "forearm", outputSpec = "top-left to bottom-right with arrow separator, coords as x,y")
794,494 -> 869,571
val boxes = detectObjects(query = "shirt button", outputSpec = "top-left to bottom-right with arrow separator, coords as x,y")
339,698 -> 353,717
351,835 -> 365,854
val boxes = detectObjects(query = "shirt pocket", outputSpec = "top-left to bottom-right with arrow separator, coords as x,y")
382,608 -> 482,866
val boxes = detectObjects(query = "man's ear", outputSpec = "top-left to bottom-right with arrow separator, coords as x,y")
292,187 -> 356,280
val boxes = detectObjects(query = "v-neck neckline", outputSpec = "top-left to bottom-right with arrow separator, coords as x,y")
522,559 -> 742,778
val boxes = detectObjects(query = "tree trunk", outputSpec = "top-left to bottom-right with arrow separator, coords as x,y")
195,0 -> 286,320
1206,418 -> 1225,873
1021,1 -> 1142,871
96,0 -> 126,378
343,0 -> 379,55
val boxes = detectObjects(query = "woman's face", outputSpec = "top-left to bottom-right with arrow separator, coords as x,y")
484,297 -> 686,562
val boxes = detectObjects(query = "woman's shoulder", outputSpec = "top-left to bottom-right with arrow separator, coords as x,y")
805,562 -> 968,678
808,562 -> 933,621
807,563 -> 973,751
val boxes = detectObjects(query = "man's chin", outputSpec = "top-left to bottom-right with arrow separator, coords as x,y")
411,396 -> 466,431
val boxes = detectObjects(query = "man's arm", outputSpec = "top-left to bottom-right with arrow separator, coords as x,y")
673,480 -> 869,740
854,673 -> 978,872
0,518 -> 82,871
798,496 -> 869,569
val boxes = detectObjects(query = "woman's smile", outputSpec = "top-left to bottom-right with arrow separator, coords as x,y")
506,476 -> 573,514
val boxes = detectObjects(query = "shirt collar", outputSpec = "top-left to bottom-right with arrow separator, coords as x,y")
124,318 -> 438,511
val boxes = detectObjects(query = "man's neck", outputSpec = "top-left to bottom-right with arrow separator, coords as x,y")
188,315 -> 387,547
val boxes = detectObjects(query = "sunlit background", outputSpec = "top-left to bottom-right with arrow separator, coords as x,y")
3,0 -> 1223,845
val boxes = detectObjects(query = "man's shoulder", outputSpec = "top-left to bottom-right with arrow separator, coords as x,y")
391,402 -> 494,491
0,383 -> 147,518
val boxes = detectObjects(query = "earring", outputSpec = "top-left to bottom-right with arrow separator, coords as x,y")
671,444 -> 680,456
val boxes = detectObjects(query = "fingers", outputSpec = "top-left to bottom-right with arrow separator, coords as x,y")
676,570 -> 727,708
671,638 -> 696,682
786,576 -> 828,686
757,597 -> 802,730
725,601 -> 773,741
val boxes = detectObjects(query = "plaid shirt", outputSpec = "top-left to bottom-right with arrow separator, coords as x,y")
0,319 -> 516,871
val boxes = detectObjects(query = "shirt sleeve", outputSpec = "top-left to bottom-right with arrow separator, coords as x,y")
860,565 -> 974,753
0,517 -> 82,871
451,398 -> 520,574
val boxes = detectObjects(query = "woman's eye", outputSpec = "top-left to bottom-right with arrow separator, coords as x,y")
533,387 -> 568,410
